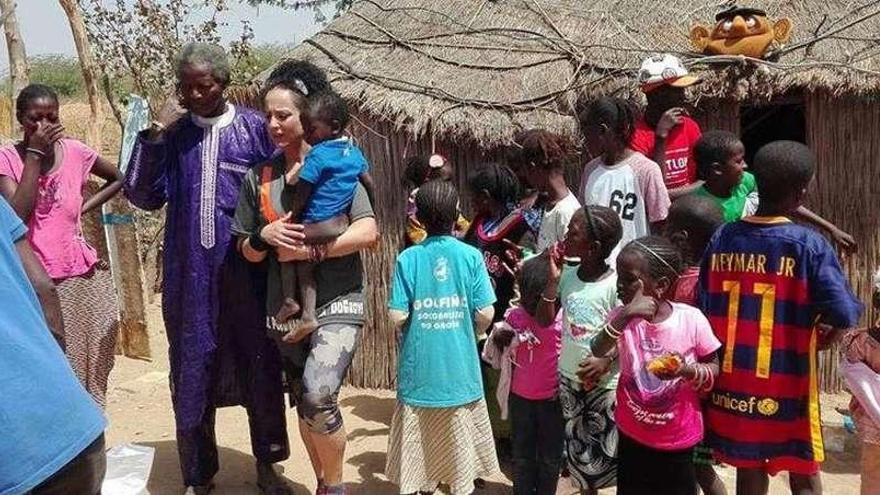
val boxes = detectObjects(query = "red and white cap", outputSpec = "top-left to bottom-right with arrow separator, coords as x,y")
638,54 -> 701,93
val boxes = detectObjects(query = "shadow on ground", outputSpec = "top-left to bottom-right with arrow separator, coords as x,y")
821,425 -> 861,475
142,441 -> 311,494
340,393 -> 396,425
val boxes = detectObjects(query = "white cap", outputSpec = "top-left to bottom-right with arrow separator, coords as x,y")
428,154 -> 446,169
638,54 -> 701,93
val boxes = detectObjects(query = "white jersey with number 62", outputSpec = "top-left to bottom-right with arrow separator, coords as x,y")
579,152 -> 671,264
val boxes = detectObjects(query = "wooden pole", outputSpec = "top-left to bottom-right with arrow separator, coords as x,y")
107,95 -> 152,360
0,0 -> 29,134
57,0 -> 104,151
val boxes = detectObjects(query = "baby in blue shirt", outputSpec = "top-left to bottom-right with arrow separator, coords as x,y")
278,90 -> 375,332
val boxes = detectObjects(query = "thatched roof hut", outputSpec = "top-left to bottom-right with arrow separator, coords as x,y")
234,0 -> 880,390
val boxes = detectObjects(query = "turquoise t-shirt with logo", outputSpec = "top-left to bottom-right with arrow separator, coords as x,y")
389,235 -> 497,407
0,198 -> 106,495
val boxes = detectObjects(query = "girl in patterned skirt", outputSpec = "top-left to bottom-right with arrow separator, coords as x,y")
0,84 -> 123,407
538,205 -> 623,494
386,181 -> 499,494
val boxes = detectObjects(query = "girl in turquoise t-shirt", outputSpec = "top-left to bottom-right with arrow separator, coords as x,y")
538,205 -> 624,494
385,180 -> 500,495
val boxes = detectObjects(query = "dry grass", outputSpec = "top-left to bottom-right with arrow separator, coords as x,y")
239,0 -> 880,147
809,90 -> 880,392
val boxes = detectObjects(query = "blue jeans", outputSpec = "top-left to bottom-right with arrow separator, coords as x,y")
509,393 -> 564,495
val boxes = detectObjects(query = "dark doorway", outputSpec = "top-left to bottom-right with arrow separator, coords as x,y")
739,97 -> 806,165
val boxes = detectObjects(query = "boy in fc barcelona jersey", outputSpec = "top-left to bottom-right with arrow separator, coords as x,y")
698,141 -> 862,495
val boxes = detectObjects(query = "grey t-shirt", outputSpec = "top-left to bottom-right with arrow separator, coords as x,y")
232,154 -> 374,331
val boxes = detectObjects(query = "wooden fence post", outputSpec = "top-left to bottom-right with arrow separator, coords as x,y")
106,95 -> 152,359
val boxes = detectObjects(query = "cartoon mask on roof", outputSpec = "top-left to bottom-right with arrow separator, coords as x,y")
690,6 -> 792,59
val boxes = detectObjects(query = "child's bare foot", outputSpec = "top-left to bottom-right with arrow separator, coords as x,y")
275,298 -> 301,323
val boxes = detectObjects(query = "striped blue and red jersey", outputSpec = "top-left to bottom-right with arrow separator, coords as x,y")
698,217 -> 862,469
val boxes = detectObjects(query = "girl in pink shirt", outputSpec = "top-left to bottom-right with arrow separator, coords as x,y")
490,253 -> 563,495
590,236 -> 721,495
0,84 -> 123,406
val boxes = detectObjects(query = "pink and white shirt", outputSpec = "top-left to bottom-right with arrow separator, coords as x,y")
579,152 -> 670,264
507,306 -> 562,401
614,303 -> 721,451
0,139 -> 99,279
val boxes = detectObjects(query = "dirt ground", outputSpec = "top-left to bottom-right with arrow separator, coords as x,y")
105,303 -> 863,494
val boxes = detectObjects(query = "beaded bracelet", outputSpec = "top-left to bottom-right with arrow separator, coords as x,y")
701,367 -> 715,393
690,363 -> 715,392
696,365 -> 708,390
540,294 -> 558,303
602,322 -> 622,340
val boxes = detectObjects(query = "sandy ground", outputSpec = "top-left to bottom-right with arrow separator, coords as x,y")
105,303 -> 863,494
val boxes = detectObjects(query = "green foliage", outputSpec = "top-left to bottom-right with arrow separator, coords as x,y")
230,43 -> 293,85
243,0 -> 353,23
0,55 -> 85,97
78,0 -> 256,106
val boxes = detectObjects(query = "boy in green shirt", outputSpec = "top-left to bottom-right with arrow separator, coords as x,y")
692,130 -> 856,251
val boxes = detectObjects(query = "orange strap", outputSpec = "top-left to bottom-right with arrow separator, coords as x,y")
259,165 -> 281,223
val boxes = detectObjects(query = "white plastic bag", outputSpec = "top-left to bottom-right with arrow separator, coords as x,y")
101,443 -> 155,495
841,359 -> 880,427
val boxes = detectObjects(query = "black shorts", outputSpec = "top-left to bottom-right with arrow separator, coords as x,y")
617,432 -> 696,495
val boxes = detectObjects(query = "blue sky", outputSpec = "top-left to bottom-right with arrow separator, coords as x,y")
0,1 -> 323,71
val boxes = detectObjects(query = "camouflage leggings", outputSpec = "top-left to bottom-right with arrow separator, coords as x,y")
283,323 -> 361,434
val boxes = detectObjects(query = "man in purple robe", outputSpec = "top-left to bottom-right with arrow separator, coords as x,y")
124,43 -> 291,495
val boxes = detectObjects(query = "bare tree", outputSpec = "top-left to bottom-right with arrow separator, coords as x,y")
0,0 -> 29,133
78,0 -> 255,115
245,0 -> 352,23
58,0 -> 104,150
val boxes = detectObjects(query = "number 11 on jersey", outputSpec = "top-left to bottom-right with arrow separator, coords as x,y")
721,280 -> 776,379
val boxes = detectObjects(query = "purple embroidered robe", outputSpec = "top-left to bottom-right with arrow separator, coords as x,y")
124,104 -> 279,430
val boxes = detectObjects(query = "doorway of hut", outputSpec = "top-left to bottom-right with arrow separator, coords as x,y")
739,96 -> 806,165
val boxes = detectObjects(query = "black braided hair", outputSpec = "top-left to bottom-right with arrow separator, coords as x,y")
306,89 -> 350,130
513,128 -> 571,171
415,180 -> 460,235
575,96 -> 639,144
403,155 -> 432,188
467,162 -> 521,206
694,130 -> 742,180
752,141 -> 815,204
518,251 -> 551,314
622,235 -> 683,283
261,60 -> 331,111
667,195 -> 724,262
578,205 -> 623,260
16,84 -> 58,121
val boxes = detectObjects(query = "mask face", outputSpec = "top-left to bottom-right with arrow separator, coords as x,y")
691,10 -> 792,59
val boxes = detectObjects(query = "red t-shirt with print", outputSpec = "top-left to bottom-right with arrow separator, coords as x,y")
630,116 -> 702,190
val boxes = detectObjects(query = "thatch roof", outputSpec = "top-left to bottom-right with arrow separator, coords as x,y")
254,0 -> 880,145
